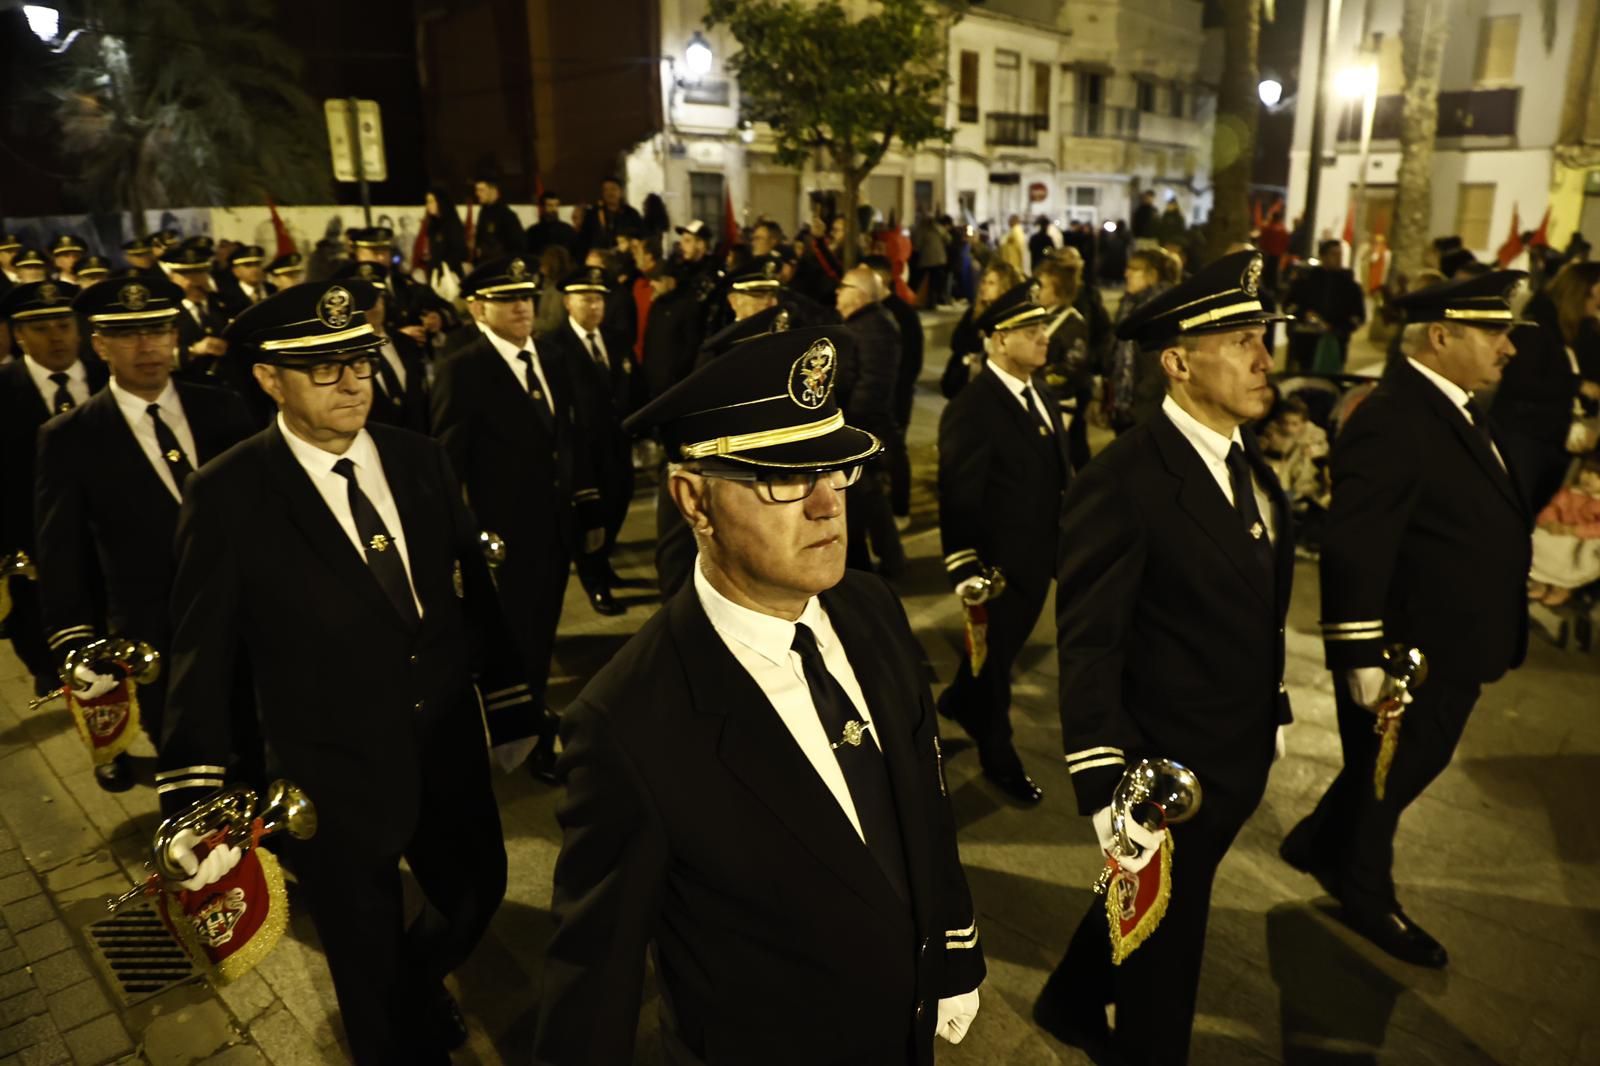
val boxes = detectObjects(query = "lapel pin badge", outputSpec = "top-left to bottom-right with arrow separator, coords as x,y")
369,534 -> 390,553
1249,521 -> 1265,540
833,719 -> 869,750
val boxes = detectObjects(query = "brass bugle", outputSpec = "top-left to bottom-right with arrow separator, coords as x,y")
0,550 -> 36,582
31,637 -> 162,710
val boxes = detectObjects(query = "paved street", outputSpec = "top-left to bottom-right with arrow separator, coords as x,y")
1,311 -> 1597,1065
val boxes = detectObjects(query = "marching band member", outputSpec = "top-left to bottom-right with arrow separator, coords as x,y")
1038,251 -> 1293,1065
535,327 -> 985,1065
158,281 -> 533,1064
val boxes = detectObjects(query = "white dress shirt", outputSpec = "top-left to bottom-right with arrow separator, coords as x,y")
480,323 -> 555,415
110,378 -> 196,502
568,317 -> 610,370
277,414 -> 423,617
1406,356 -> 1506,470
693,560 -> 878,843
1162,394 -> 1277,545
986,358 -> 1055,431
22,355 -> 90,411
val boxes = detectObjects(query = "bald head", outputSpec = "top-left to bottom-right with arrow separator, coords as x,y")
835,265 -> 883,320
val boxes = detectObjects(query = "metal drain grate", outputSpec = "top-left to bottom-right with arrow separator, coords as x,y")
82,901 -> 198,1005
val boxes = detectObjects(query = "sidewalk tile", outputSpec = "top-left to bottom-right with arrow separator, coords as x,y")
0,849 -> 25,879
198,1045 -> 269,1065
214,970 -> 275,1027
248,1005 -> 334,1066
59,1013 -> 131,1066
1,896 -> 53,933
0,872 -> 41,907
15,923 -> 70,965
28,952 -> 90,998
42,857 -> 118,897
142,999 -> 235,1066
0,1014 -> 63,1058
44,979 -> 110,1032
0,966 -> 34,1001
0,987 -> 47,1027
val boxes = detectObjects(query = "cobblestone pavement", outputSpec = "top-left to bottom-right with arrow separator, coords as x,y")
1,311 -> 1597,1064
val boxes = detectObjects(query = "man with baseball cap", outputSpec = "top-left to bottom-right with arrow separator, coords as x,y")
536,325 -> 986,1065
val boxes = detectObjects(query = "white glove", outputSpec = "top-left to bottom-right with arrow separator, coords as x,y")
935,988 -> 980,1044
1347,667 -> 1413,711
492,736 -> 538,774
955,576 -> 989,605
166,828 -> 242,892
1092,805 -> 1165,874
70,664 -> 119,701
1275,725 -> 1286,762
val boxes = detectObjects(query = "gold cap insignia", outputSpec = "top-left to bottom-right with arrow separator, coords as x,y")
773,309 -> 791,332
120,283 -> 149,311
38,282 -> 60,303
788,338 -> 836,410
764,260 -> 779,278
318,285 -> 354,329
1242,255 -> 1263,298
508,258 -> 528,282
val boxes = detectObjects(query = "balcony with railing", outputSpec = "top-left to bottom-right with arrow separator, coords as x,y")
1336,87 -> 1520,143
986,112 -> 1045,147
1070,103 -> 1141,139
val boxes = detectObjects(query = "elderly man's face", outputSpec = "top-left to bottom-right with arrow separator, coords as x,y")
15,316 -> 81,370
1431,322 -> 1516,391
254,357 -> 374,448
565,292 -> 606,332
1165,326 -> 1274,427
675,470 -> 848,609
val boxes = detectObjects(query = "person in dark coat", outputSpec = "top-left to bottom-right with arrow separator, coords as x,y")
865,254 -> 923,521
215,245 -> 276,319
577,177 -> 643,257
1036,258 -> 1095,470
1283,239 -> 1367,372
430,257 -> 604,782
1282,272 -> 1534,971
536,326 -> 985,1066
423,186 -> 469,281
471,175 -> 526,262
835,265 -> 905,575
34,279 -> 255,791
0,281 -> 106,698
941,260 -> 1023,399
936,284 -> 1072,806
1490,261 -> 1600,512
1036,252 -> 1294,1066
524,191 -> 580,259
158,281 -> 533,1065
640,262 -> 705,401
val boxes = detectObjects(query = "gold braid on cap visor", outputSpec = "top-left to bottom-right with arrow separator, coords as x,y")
679,411 -> 846,459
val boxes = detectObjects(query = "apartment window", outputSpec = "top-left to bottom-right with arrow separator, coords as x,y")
690,172 -> 726,244
1170,85 -> 1186,119
995,49 -> 1021,112
958,50 -> 979,123
1455,183 -> 1496,250
1032,61 -> 1051,122
1136,78 -> 1156,114
1373,32 -> 1404,94
1474,15 -> 1519,84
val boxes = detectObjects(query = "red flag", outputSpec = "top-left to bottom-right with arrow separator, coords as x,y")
1341,198 -> 1355,247
265,196 -> 295,257
1529,206 -> 1551,247
1495,204 -> 1523,267
722,189 -> 741,254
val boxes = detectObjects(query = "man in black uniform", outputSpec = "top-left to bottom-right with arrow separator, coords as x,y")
336,262 -> 430,433
265,251 -> 305,289
471,175 -> 525,262
865,254 -> 922,523
12,248 -> 49,284
937,284 -> 1071,805
1035,251 -> 1294,1065
536,326 -> 986,1065
158,281 -> 532,1064
165,245 -> 231,374
50,234 -> 87,284
539,264 -> 635,616
0,234 -> 22,295
0,281 -> 106,697
835,264 -> 904,575
34,278 -> 254,791
216,244 -> 274,318
346,227 -> 423,324
431,256 -> 603,781
1280,272 -> 1532,969
121,235 -> 160,275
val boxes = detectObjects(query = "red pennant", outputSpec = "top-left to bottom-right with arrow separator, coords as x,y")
264,196 -> 295,258
1495,204 -> 1523,267
1530,206 -> 1551,247
162,843 -> 289,984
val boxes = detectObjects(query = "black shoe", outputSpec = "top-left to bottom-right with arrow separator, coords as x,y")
1032,995 -> 1118,1063
606,568 -> 650,590
527,711 -> 561,785
588,588 -> 625,616
94,755 -> 134,793
426,990 -> 469,1052
982,767 -> 1043,805
1279,826 -> 1342,901
1342,906 -> 1449,968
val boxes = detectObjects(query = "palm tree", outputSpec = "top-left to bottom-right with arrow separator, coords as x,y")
51,0 -> 330,219
1205,0 -> 1263,260
1388,0 -> 1449,283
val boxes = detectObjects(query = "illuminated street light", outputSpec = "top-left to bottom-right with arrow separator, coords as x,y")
22,4 -> 59,42
1258,78 -> 1283,107
685,32 -> 713,80
1335,63 -> 1378,100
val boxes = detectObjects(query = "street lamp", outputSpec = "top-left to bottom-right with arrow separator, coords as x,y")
22,4 -> 57,40
1339,61 -> 1379,286
1258,78 -> 1283,108
684,32 -> 713,80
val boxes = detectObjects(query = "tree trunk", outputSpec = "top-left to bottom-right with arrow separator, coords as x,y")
1205,0 -> 1262,262
839,166 -> 862,270
1389,0 -> 1449,284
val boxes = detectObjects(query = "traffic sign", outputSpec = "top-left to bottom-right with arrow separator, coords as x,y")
323,99 -> 387,183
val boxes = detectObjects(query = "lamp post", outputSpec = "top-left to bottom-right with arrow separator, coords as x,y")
1258,79 -> 1283,108
1338,61 -> 1379,282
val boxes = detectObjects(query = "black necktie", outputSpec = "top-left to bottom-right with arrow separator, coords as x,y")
1019,385 -> 1053,438
516,351 -> 550,405
48,372 -> 74,414
1225,442 -> 1275,573
147,404 -> 194,491
790,622 -> 908,901
332,458 -> 418,623
585,331 -> 606,370
1462,398 -> 1503,466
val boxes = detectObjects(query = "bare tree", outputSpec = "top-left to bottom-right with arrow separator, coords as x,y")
1388,0 -> 1449,283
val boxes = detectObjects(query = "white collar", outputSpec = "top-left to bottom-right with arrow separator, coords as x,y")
567,316 -> 602,346
1162,393 -> 1243,466
22,354 -> 84,389
693,557 -> 829,668
480,324 -> 535,362
109,377 -> 179,420
985,357 -> 1036,404
276,411 -> 377,478
1406,356 -> 1471,410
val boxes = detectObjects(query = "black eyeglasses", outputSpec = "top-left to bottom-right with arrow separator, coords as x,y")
281,354 -> 381,387
697,464 -> 864,504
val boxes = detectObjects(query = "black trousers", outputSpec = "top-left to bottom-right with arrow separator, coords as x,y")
289,732 -> 506,1065
497,535 -> 570,709
1288,674 -> 1481,913
938,575 -> 1049,776
3,577 -> 55,687
1038,772 -> 1267,1065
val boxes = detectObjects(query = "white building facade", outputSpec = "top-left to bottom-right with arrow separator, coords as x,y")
1288,0 -> 1593,261
626,0 -> 1218,239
